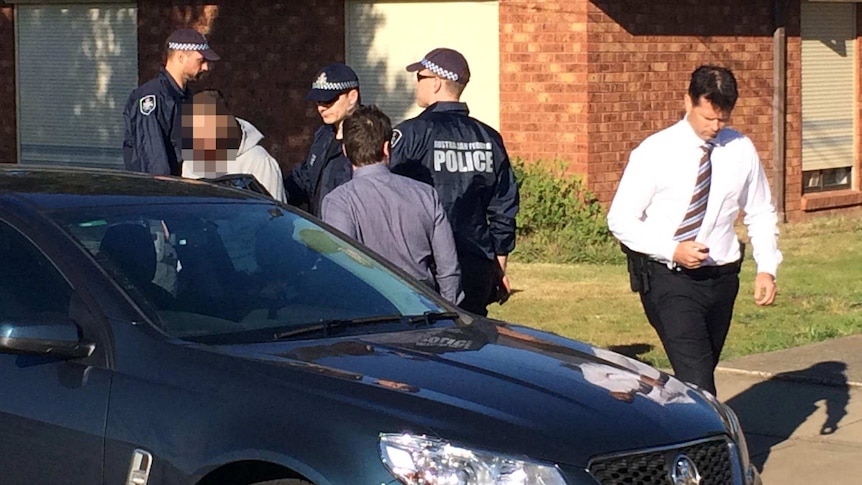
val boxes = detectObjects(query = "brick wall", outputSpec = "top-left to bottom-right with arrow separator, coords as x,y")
498,0 -> 862,222
3,0 -> 856,221
0,7 -> 15,164
137,0 -> 345,170
498,1 -> 795,215
585,0 -> 777,207
499,1 -> 590,173
0,1 -> 342,170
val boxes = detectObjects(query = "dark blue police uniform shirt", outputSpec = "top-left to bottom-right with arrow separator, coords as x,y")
122,68 -> 189,176
284,124 -> 353,217
390,101 -> 519,261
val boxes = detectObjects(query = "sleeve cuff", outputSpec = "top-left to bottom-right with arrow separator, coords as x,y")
657,241 -> 679,264
755,263 -> 778,278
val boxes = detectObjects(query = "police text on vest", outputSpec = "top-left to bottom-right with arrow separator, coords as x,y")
433,141 -> 494,173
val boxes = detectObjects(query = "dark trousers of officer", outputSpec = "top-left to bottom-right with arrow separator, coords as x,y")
639,262 -> 740,396
458,255 -> 500,317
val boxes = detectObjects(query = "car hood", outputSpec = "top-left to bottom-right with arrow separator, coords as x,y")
214,320 -> 729,465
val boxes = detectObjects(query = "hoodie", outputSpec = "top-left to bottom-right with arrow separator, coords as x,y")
183,118 -> 286,203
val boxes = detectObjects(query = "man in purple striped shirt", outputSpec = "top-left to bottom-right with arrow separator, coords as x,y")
321,105 -> 462,304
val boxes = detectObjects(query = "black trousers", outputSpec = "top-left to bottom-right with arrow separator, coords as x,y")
639,263 -> 740,395
458,255 -> 499,317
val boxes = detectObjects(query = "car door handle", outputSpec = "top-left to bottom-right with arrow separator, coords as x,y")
126,449 -> 153,485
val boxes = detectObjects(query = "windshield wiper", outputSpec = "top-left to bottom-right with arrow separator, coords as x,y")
404,311 -> 461,327
272,311 -> 461,341
273,314 -> 405,340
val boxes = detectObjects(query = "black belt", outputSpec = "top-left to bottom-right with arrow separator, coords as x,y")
648,259 -> 741,280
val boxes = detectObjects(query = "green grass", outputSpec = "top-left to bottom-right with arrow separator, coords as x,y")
489,216 -> 862,368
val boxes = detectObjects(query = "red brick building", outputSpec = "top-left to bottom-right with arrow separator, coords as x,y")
1,1 -> 860,221
500,0 -> 862,221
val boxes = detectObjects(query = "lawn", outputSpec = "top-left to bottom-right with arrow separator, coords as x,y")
488,216 -> 862,368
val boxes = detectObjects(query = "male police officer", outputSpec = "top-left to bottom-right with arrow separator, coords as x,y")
390,48 -> 519,316
123,28 -> 219,175
284,63 -> 360,216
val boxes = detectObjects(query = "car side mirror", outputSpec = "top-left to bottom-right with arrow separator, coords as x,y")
0,319 -> 95,360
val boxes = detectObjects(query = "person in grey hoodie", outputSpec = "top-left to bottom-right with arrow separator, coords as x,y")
182,90 -> 286,203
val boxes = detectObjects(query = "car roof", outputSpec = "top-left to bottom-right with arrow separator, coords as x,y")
0,165 -> 271,210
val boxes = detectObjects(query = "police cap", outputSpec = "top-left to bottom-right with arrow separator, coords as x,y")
166,28 -> 220,61
305,63 -> 360,102
406,48 -> 470,84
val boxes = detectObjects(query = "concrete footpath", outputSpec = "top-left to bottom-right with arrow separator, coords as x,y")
715,334 -> 862,484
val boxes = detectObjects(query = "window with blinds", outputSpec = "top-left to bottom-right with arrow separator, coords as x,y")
801,1 -> 856,192
344,0 -> 500,129
16,4 -> 137,169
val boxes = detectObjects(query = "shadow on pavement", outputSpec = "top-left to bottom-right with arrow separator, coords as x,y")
725,361 -> 849,471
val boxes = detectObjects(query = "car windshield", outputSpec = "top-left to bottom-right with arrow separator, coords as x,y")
51,202 -> 448,344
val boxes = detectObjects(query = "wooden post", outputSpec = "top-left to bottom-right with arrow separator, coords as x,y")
773,0 -> 787,223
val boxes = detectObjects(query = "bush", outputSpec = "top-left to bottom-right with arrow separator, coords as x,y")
511,159 -> 622,264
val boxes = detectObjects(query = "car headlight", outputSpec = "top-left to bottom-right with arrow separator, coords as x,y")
379,433 -> 567,485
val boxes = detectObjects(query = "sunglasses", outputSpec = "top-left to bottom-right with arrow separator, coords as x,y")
416,73 -> 437,82
316,96 -> 341,108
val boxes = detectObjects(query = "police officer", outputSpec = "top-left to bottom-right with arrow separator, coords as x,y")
390,48 -> 519,316
123,28 -> 219,175
284,63 -> 360,216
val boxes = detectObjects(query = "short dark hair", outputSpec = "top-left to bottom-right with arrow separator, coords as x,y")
342,105 -> 392,167
196,88 -> 229,109
688,65 -> 738,114
443,79 -> 467,98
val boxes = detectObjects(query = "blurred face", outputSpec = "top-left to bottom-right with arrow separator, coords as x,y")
194,112 -> 219,159
414,69 -> 440,108
317,90 -> 357,126
182,102 -> 239,176
685,95 -> 730,142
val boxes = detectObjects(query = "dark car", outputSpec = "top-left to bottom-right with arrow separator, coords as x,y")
0,166 -> 760,485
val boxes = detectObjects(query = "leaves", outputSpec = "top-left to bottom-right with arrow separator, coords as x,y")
511,159 -> 622,264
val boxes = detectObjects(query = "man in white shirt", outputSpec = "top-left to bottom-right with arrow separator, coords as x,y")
607,65 -> 782,396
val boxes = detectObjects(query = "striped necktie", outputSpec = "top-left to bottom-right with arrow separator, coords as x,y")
674,142 -> 714,242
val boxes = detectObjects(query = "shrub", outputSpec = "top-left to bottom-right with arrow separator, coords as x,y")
511,159 -> 622,264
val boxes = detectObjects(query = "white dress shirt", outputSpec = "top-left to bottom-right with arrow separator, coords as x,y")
608,119 -> 782,276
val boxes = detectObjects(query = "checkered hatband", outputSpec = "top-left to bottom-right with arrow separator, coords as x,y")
168,42 -> 210,51
421,58 -> 460,82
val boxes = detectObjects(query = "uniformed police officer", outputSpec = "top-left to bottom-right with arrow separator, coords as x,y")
284,63 -> 360,216
122,28 -> 219,176
390,48 -> 519,316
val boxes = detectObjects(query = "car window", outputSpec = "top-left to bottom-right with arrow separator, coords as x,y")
53,203 -> 445,343
0,221 -> 72,322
